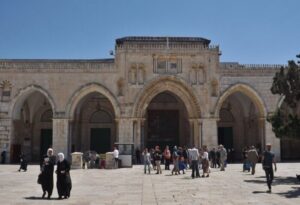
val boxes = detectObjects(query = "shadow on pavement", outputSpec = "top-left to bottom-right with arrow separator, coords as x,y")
245,176 -> 299,186
277,187 -> 300,198
253,191 -> 269,194
24,196 -> 60,200
245,176 -> 300,198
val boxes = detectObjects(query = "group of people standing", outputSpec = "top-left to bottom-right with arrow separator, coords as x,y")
242,144 -> 277,193
142,144 -> 228,178
38,148 -> 72,199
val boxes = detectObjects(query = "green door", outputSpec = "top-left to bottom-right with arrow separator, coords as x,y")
40,129 -> 53,158
90,128 -> 111,154
218,127 -> 233,149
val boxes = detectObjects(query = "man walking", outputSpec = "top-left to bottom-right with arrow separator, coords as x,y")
248,146 -> 259,175
262,144 -> 277,193
189,146 -> 200,178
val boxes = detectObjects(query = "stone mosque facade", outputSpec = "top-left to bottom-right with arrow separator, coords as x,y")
0,36 -> 299,163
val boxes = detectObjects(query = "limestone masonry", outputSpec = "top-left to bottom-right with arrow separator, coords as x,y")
0,36 -> 298,163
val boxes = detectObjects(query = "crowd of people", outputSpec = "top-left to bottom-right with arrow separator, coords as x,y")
141,144 -> 228,178
141,143 -> 279,193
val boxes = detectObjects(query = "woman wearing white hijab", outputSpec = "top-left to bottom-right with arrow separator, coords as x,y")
56,152 -> 72,199
39,148 -> 56,199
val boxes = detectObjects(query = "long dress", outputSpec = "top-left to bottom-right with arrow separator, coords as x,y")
40,155 -> 56,198
56,159 -> 72,198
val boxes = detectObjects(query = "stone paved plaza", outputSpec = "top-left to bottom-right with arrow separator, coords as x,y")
0,163 -> 299,205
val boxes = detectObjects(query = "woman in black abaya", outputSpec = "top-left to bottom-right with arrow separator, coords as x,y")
40,148 -> 56,199
56,153 -> 72,199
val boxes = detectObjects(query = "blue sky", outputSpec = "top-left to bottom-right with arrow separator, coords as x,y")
0,0 -> 299,64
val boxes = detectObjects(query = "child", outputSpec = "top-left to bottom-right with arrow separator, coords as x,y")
179,156 -> 186,174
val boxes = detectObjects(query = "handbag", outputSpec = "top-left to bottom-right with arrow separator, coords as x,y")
37,173 -> 43,184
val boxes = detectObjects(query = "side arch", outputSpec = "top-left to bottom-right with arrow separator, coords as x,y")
132,76 -> 202,118
214,83 -> 267,118
66,83 -> 121,119
9,84 -> 56,119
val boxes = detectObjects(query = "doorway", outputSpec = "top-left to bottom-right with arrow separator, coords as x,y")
147,110 -> 179,149
90,128 -> 111,153
218,127 -> 233,150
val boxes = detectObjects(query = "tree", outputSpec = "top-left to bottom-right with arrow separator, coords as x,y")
268,54 -> 300,139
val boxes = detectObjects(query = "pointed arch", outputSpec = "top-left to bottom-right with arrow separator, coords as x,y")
9,84 -> 56,120
66,83 -> 120,119
214,83 -> 267,118
132,76 -> 201,118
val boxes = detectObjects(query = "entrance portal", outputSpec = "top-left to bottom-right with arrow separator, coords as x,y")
218,127 -> 233,150
147,110 -> 179,149
144,92 -> 190,149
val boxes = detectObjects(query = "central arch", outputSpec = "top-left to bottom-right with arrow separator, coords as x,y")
132,76 -> 202,149
133,76 -> 201,119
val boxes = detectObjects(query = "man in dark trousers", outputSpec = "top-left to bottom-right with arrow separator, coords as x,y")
261,144 -> 277,193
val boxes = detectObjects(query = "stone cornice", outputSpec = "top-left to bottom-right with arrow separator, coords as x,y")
116,43 -> 219,52
0,59 -> 117,73
220,62 -> 283,76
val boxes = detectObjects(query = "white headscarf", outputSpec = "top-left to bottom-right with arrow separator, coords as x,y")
57,152 -> 64,162
47,148 -> 53,157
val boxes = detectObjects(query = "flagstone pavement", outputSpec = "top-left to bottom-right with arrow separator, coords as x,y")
0,163 -> 299,205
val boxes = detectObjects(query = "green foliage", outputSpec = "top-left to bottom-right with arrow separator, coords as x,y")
267,110 -> 300,139
268,54 -> 300,139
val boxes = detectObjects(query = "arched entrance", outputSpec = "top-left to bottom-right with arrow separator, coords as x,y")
145,91 -> 190,149
70,92 -> 116,154
215,84 -> 266,161
133,76 -> 202,149
10,86 -> 54,162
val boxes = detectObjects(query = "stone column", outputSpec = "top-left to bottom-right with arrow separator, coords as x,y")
201,118 -> 218,150
198,119 -> 203,148
188,120 -> 194,147
265,119 -> 281,161
117,118 -> 134,144
0,118 -> 12,163
134,118 -> 145,150
258,117 -> 266,153
189,119 -> 201,148
52,118 -> 70,159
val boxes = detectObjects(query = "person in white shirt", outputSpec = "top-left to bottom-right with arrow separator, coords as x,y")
113,146 -> 119,169
201,146 -> 210,177
188,146 -> 200,178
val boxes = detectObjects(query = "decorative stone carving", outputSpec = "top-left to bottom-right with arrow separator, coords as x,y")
0,80 -> 12,102
138,64 -> 145,84
153,56 -> 182,74
117,77 -> 125,96
190,63 -> 205,85
129,63 -> 145,85
129,64 -> 137,84
211,78 -> 219,97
